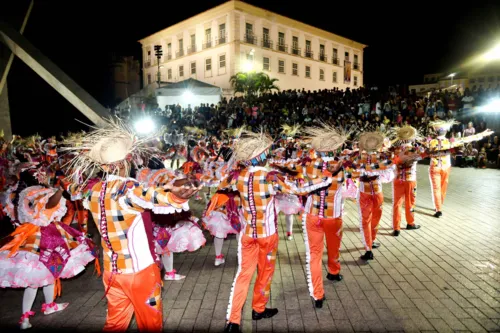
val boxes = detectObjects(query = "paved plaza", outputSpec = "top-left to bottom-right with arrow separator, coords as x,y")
0,165 -> 499,332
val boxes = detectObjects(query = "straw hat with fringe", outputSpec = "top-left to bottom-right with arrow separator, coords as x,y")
358,131 -> 386,152
429,119 -> 459,132
62,118 -> 160,184
232,129 -> 274,166
389,125 -> 424,145
302,122 -> 350,153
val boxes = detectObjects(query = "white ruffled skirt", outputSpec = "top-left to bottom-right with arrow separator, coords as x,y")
203,211 -> 239,239
275,194 -> 303,215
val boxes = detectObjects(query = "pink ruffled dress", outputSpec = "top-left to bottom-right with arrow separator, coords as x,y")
0,186 -> 96,289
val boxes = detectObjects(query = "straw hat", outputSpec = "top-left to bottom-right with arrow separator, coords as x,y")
233,130 -> 273,165
389,125 -> 424,145
358,132 -> 385,152
429,119 -> 459,131
63,118 -> 159,183
302,122 -> 349,152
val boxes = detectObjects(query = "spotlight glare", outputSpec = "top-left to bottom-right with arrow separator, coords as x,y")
182,90 -> 194,99
134,117 -> 155,134
481,98 -> 500,113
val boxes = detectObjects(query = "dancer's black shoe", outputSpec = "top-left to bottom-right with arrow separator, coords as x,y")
360,251 -> 374,261
407,224 -> 421,230
393,230 -> 400,237
252,308 -> 278,320
224,323 -> 240,333
326,273 -> 343,282
315,297 -> 326,308
372,242 -> 381,249
433,211 -> 442,218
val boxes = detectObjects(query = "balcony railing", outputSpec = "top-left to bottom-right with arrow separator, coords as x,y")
292,47 -> 301,56
187,46 -> 197,54
261,38 -> 273,49
353,63 -> 360,70
166,53 -> 172,60
277,43 -> 288,53
216,34 -> 227,45
244,34 -> 257,45
203,40 -> 213,49
176,50 -> 184,58
319,53 -> 327,62
332,57 -> 339,65
305,50 -> 313,59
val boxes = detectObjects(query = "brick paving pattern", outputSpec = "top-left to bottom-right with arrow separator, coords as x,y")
0,165 -> 499,332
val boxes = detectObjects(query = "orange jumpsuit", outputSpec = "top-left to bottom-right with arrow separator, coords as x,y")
221,166 -> 331,324
392,146 -> 424,230
428,138 -> 453,212
274,157 -> 344,301
348,153 -> 394,252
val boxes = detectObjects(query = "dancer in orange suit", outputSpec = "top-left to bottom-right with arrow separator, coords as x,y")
427,120 -> 493,218
272,123 -> 349,309
221,131 -> 332,333
390,126 -> 425,236
348,132 -> 395,261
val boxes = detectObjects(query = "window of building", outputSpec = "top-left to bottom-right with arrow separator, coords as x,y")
147,73 -> 151,84
333,71 -> 337,83
292,36 -> 299,52
247,53 -> 254,62
332,48 -> 338,64
205,28 -> 211,41
278,60 -> 285,73
354,76 -> 358,86
191,34 -> 196,48
219,54 -> 226,68
167,43 -> 172,57
319,69 -> 324,80
345,51 -> 349,60
306,40 -> 311,51
478,77 -> 485,83
178,39 -> 184,56
488,76 -> 494,82
263,28 -> 269,41
319,44 -> 325,61
292,63 -> 298,76
246,23 -> 253,35
179,65 -> 184,77
219,23 -> 226,42
205,58 -> 212,71
147,50 -> 151,61
190,62 -> 196,75
354,54 -> 359,67
470,78 -> 476,83
305,65 -> 311,78
278,32 -> 285,46
167,68 -> 172,80
263,57 -> 270,71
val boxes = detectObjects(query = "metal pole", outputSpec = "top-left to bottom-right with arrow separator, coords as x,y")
0,0 -> 34,95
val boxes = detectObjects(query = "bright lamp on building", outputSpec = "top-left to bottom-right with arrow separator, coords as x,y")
243,61 -> 254,72
182,90 -> 194,99
134,117 -> 156,134
480,98 -> 500,112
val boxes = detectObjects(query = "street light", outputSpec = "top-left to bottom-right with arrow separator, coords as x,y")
134,117 -> 156,134
154,45 -> 163,88
482,43 -> 500,61
448,73 -> 456,87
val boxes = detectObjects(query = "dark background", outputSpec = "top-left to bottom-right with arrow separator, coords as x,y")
2,0 -> 500,136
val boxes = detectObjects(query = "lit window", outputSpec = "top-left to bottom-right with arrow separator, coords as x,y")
219,54 -> 226,68
179,65 -> 184,77
278,60 -> 285,73
205,58 -> 212,71
191,62 -> 196,74
305,66 -> 311,78
333,71 -> 337,83
263,57 -> 270,71
319,69 -> 324,81
167,68 -> 172,80
292,63 -> 298,76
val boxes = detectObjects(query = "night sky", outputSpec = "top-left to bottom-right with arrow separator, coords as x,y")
2,0 -> 500,136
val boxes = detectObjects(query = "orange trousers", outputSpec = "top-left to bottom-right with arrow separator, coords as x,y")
304,214 -> 342,300
358,192 -> 383,251
61,200 -> 88,233
429,167 -> 450,212
227,233 -> 278,325
392,180 -> 417,231
103,264 -> 162,332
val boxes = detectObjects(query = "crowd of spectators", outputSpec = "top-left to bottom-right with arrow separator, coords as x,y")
125,85 -> 500,168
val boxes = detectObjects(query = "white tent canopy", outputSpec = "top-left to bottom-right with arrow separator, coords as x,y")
155,78 -> 221,108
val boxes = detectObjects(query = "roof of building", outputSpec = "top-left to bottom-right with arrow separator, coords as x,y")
160,78 -> 220,89
138,0 -> 366,49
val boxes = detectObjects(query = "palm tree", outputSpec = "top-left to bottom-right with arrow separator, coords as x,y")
229,72 -> 279,102
256,73 -> 279,94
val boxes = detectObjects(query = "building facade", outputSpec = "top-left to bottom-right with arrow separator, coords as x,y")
110,55 -> 141,105
138,0 -> 366,98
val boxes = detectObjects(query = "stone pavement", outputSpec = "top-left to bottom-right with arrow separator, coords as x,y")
0,165 -> 500,332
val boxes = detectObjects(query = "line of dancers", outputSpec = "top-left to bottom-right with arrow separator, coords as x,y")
0,119 -> 492,332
